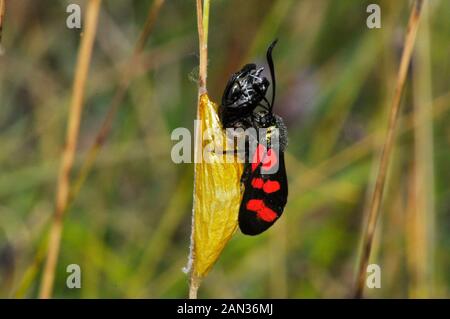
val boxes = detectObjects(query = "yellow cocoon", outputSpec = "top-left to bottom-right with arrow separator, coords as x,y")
190,93 -> 243,278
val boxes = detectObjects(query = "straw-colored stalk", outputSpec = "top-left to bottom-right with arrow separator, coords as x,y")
0,0 -> 5,45
70,0 -> 165,206
39,0 -> 102,299
189,0 -> 210,299
407,1 -> 434,298
196,0 -> 209,94
12,0 -> 165,298
354,0 -> 424,298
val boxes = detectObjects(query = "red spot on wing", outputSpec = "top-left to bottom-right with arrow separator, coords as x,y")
263,180 -> 280,193
246,199 -> 265,212
261,148 -> 278,173
251,178 -> 264,189
251,144 -> 266,172
246,199 -> 278,222
258,206 -> 278,222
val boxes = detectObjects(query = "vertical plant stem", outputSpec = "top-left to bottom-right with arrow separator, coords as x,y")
408,0 -> 434,297
69,0 -> 165,205
196,0 -> 209,93
353,0 -> 424,299
12,0 -> 165,299
39,0 -> 102,299
0,0 -> 5,46
189,0 -> 210,299
189,274 -> 201,299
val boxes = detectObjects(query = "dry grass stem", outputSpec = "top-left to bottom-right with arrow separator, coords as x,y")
0,0 -> 5,46
69,0 -> 165,206
189,0 -> 210,299
408,1 -> 434,297
354,0 -> 424,298
39,0 -> 102,299
189,274 -> 201,299
15,0 -> 186,296
196,0 -> 208,93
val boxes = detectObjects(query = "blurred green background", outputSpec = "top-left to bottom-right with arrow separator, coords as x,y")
0,0 -> 449,298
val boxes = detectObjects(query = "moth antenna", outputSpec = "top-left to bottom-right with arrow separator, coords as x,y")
266,39 -> 278,112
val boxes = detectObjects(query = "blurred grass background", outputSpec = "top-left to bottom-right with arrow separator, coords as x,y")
0,0 -> 449,298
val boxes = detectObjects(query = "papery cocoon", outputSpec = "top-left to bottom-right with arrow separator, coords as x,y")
187,93 -> 243,278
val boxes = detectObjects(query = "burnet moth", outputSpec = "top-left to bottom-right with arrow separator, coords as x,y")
219,40 -> 288,235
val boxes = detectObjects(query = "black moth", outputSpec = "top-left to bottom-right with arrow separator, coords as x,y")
219,40 -> 288,235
